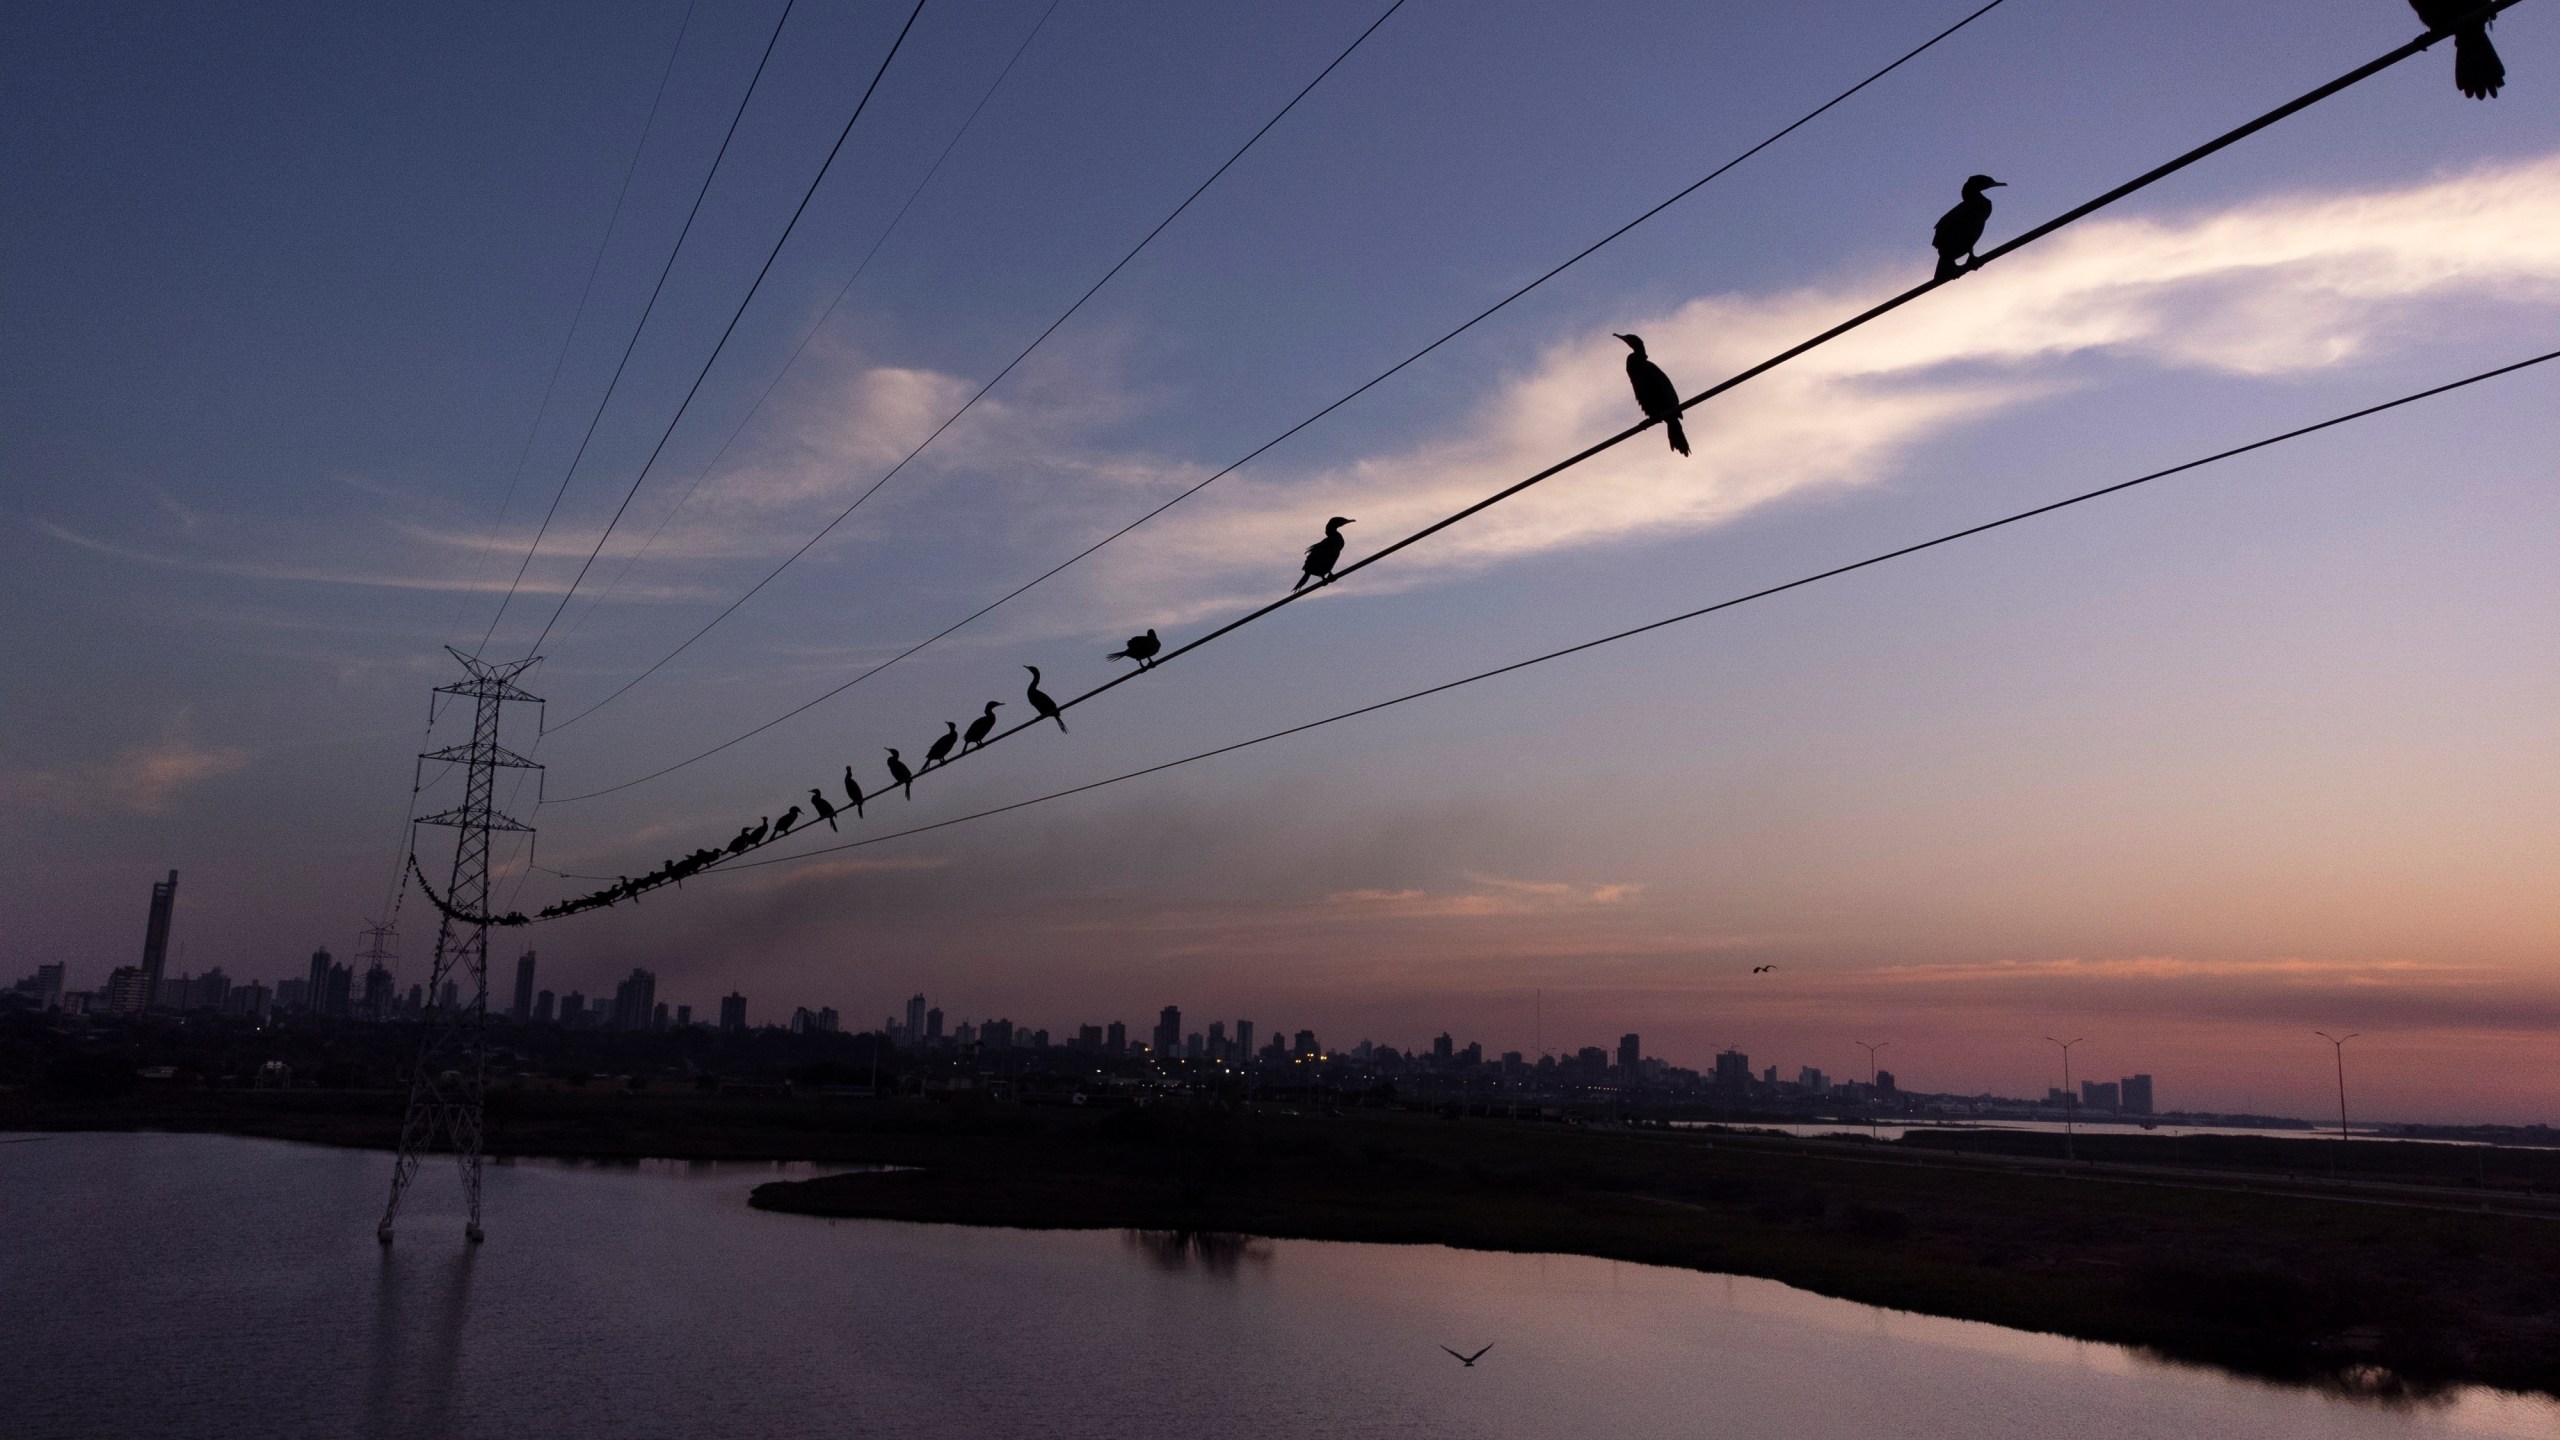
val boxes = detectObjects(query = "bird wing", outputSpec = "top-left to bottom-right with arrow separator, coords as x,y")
1439,1346 -> 1467,1361
1466,1344 -> 1494,1363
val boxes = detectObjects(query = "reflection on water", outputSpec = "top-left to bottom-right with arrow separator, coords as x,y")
3,1131 -> 2553,1440
1122,1229 -> 1272,1277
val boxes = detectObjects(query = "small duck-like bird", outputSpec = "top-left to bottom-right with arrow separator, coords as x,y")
808,789 -> 840,832
772,804 -> 802,838
1293,518 -> 1354,592
963,701 -> 1004,752
1614,334 -> 1688,456
1932,174 -> 2004,281
1108,629 -> 1162,668
885,748 -> 915,798
2411,0 -> 2505,98
1025,666 -> 1067,734
842,765 -> 867,818
923,721 -> 960,771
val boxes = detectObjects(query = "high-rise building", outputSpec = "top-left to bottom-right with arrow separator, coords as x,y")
105,965 -> 152,1014
675,1004 -> 691,1027
1617,1034 -> 1641,1074
139,870 -> 178,1009
1714,1050 -> 1750,1088
438,980 -> 458,1012
653,1002 -> 670,1031
817,1007 -> 840,1034
612,969 -> 657,1031
361,964 -> 394,1020
1206,1020 -> 1226,1058
2120,1074 -> 2155,1116
926,1006 -> 944,1043
511,951 -> 537,1021
1876,1069 -> 1898,1095
304,949 -> 332,1015
719,992 -> 747,1033
904,993 -> 927,1042
1234,1020 -> 1253,1059
1105,1020 -> 1126,1054
1294,1029 -> 1318,1057
534,990 -> 556,1024
1185,1032 -> 1204,1059
2081,1080 -> 2121,1113
1433,1033 -> 1454,1061
981,1017 -> 1010,1048
561,990 -> 588,1027
274,977 -> 308,1011
1796,1066 -> 1827,1093
322,962 -> 354,1018
29,963 -> 65,1008
1152,1006 -> 1181,1056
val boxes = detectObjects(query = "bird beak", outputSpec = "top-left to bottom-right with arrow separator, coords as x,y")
1987,180 -> 2006,188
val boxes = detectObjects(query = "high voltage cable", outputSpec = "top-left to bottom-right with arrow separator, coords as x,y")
544,0 -> 2013,798
553,0 -> 1066,653
442,0 -> 699,654
521,0 -> 932,658
543,0 -> 1413,731
476,0 -> 799,656
546,0 -> 2507,806
629,347 -> 2558,889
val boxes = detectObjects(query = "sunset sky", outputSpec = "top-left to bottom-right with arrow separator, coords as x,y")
4,0 -> 2554,1122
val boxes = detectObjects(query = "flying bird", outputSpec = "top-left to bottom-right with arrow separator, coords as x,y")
1932,174 -> 2004,281
1440,1344 -> 1494,1367
843,766 -> 866,818
923,722 -> 960,771
1025,666 -> 1067,734
1294,517 -> 1354,591
808,789 -> 839,832
885,748 -> 914,798
2411,0 -> 2505,98
772,805 -> 801,838
1752,965 -> 1775,974
1614,334 -> 1689,456
963,700 -> 1004,752
1108,629 -> 1162,668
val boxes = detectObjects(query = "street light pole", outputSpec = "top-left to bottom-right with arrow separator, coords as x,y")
2314,1031 -> 2359,1174
1855,1040 -> 1889,1140
2045,1037 -> 2084,1164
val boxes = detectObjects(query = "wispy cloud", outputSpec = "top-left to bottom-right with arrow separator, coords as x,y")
5,715 -> 249,816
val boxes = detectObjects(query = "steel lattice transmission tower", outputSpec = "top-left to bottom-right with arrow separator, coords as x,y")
379,647 -> 541,1244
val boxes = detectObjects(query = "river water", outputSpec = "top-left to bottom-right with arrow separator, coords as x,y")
4,1131 -> 2552,1440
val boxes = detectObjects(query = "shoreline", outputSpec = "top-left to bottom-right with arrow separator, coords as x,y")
16,1089 -> 2560,1398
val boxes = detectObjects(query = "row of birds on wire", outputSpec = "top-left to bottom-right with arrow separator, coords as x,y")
526,23 -> 2510,924
533,171 -> 2022,919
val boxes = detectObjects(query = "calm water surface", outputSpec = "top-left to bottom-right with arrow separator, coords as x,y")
4,1131 -> 2553,1440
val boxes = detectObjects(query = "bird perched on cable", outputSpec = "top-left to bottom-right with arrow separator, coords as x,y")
1932,174 -> 2005,281
842,766 -> 866,819
726,824 -> 758,858
1025,666 -> 1067,734
772,804 -> 802,838
746,816 -> 770,848
808,789 -> 839,832
923,721 -> 960,771
1108,628 -> 1162,668
884,748 -> 914,798
1293,518 -> 1354,592
1614,335 -> 1689,456
2410,0 -> 2505,98
963,700 -> 1004,752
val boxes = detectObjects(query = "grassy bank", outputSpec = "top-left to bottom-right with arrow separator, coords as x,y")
15,1088 -> 2559,1397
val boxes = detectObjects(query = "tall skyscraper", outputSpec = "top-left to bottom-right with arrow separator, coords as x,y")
904,993 -> 926,1042
925,1006 -> 944,1042
1206,1020 -> 1226,1058
138,870 -> 178,1009
1617,1034 -> 1641,1074
719,992 -> 747,1034
511,951 -> 537,1021
611,969 -> 657,1031
361,964 -> 393,1019
1714,1050 -> 1750,1088
1105,1020 -> 1126,1054
2120,1074 -> 2155,1116
1153,1006 -> 1181,1055
534,990 -> 555,1024
305,949 -> 332,1015
1234,1020 -> 1253,1059
324,962 -> 354,1019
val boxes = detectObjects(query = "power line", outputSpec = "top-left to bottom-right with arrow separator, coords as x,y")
663,347 -> 2559,886
547,0 -> 2505,805
476,0 -> 800,657
542,0 -> 1412,730
551,0 -> 1066,654
521,0 -> 932,658
542,0 -> 2014,797
441,0 -> 700,654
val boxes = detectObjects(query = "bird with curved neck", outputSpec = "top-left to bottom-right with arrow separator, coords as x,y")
842,765 -> 866,818
923,721 -> 960,771
884,748 -> 914,798
963,700 -> 1004,752
1025,666 -> 1067,733
808,788 -> 839,832
1294,517 -> 1354,591
1932,174 -> 2004,281
771,804 -> 801,838
1614,334 -> 1688,456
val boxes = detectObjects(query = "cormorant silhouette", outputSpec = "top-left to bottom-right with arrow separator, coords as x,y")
963,700 -> 1004,751
885,748 -> 915,798
772,805 -> 801,838
1108,629 -> 1162,668
923,721 -> 960,771
1440,1344 -> 1494,1367
746,817 -> 770,847
843,766 -> 866,818
1294,518 -> 1354,591
2411,0 -> 2505,98
1025,666 -> 1067,733
1614,335 -> 1689,456
808,789 -> 839,832
1932,174 -> 2004,281
727,824 -> 757,857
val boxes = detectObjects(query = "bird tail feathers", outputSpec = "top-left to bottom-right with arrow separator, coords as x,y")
2455,29 -> 2505,99
1664,416 -> 1690,457
1934,253 -> 1964,282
